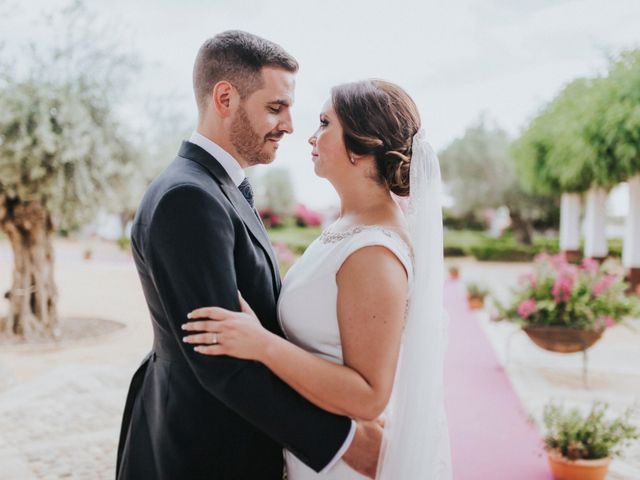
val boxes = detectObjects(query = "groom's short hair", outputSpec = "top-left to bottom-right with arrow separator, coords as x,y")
193,30 -> 298,113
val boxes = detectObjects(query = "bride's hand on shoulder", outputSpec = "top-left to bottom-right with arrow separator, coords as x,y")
181,291 -> 273,362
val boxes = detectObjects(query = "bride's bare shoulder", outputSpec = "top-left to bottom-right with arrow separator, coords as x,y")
366,216 -> 412,251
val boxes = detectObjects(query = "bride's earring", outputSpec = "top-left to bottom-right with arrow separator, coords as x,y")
349,155 -> 356,165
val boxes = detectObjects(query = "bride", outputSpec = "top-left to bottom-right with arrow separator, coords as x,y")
182,79 -> 451,479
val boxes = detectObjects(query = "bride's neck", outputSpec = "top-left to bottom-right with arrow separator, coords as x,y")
336,180 -> 394,221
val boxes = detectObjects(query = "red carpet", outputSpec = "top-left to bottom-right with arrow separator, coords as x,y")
443,280 -> 553,479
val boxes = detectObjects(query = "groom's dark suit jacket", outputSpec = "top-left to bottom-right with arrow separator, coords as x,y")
116,141 -> 352,480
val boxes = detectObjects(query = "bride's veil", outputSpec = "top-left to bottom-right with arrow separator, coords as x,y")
376,128 -> 452,479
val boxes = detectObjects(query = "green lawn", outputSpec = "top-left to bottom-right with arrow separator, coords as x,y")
444,229 -> 490,254
265,226 -> 623,263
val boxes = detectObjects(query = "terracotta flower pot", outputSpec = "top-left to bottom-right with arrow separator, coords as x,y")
547,449 -> 610,480
467,296 -> 485,310
522,325 -> 605,353
449,271 -> 459,280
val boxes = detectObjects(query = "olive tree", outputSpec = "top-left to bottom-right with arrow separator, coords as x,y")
0,3 -> 137,337
440,118 -> 556,244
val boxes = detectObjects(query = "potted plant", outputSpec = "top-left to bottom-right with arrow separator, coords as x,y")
466,282 -> 489,310
448,265 -> 460,281
83,247 -> 93,261
541,401 -> 638,480
494,253 -> 639,353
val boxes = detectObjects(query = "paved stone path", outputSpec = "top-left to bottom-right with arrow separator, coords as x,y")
456,257 -> 640,479
0,365 -> 129,480
1,240 -> 148,480
0,246 -> 638,479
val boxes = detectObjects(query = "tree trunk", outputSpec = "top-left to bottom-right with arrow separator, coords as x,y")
118,209 -> 135,238
509,209 -> 533,245
0,196 -> 58,338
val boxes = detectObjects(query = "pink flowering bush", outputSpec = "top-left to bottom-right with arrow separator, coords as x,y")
258,208 -> 283,228
272,241 -> 296,275
294,204 -> 323,227
495,253 -> 639,330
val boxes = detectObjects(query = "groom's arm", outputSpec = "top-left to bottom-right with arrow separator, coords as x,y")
145,184 -> 353,472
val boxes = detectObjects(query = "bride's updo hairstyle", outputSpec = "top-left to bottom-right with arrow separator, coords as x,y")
331,79 -> 420,197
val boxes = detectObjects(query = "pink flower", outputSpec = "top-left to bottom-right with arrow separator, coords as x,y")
596,316 -> 616,329
519,272 -> 538,288
273,241 -> 287,250
580,257 -> 599,274
273,241 -> 295,264
517,299 -> 537,319
592,274 -> 617,296
551,270 -> 575,303
534,252 -> 551,264
295,204 -> 323,227
550,253 -> 569,272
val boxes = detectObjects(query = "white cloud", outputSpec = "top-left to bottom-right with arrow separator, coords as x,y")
6,0 -> 640,208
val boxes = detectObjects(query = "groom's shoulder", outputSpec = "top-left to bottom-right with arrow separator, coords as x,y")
156,155 -> 219,194
136,156 -> 225,222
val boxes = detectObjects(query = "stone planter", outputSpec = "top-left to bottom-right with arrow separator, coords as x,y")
547,449 -> 610,480
522,325 -> 605,353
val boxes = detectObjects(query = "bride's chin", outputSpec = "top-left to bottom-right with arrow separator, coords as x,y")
312,164 -> 324,178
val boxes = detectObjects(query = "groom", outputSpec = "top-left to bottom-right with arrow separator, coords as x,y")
116,31 -> 382,479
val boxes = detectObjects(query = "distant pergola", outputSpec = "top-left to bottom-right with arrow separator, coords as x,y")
559,176 -> 640,293
512,51 -> 640,294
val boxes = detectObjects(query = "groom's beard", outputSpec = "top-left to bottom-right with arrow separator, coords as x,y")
230,105 -> 281,166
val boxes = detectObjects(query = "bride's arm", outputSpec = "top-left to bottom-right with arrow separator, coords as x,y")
182,246 -> 408,421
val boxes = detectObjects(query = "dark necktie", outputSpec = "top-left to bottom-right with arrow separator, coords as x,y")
238,178 -> 254,208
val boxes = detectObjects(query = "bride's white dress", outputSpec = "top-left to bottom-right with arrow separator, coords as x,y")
277,224 -> 413,480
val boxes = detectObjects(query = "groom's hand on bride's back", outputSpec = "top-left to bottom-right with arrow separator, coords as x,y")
342,419 -> 384,479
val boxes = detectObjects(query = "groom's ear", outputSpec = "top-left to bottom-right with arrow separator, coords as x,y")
212,81 -> 237,117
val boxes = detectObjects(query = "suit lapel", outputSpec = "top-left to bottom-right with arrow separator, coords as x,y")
218,180 -> 282,291
178,141 -> 282,292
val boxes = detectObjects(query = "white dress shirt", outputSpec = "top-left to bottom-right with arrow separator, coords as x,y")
189,131 -> 245,187
188,131 -> 356,473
